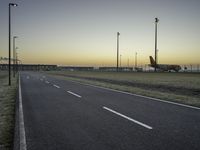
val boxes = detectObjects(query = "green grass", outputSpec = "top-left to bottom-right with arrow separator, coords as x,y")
0,71 -> 17,150
46,71 -> 200,107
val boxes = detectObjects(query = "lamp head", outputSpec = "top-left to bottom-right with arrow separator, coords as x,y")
10,3 -> 18,7
155,18 -> 159,23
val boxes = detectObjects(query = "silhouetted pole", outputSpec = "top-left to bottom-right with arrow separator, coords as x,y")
16,52 -> 18,72
120,54 -> 122,67
135,52 -> 137,68
15,47 -> 19,72
117,32 -> 120,71
13,37 -> 15,77
13,36 -> 18,77
8,3 -> 17,85
155,18 -> 159,72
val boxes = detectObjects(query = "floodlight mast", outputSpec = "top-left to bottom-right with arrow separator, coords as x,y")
154,17 -> 159,72
11,3 -> 18,7
13,36 -> 18,77
117,32 -> 120,71
135,52 -> 137,68
120,54 -> 122,67
8,3 -> 18,85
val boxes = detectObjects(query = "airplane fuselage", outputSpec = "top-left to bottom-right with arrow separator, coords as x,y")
149,56 -> 181,72
151,64 -> 181,72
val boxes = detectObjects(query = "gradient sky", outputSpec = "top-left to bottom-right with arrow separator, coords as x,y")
0,0 -> 200,66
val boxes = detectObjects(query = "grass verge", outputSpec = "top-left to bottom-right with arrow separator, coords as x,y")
0,72 -> 18,150
46,71 -> 200,107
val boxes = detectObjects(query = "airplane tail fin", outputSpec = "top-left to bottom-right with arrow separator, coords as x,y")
149,56 -> 156,66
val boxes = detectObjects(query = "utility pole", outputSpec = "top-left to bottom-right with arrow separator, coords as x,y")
135,52 -> 137,68
117,32 -> 120,71
155,18 -> 159,72
120,54 -> 122,67
8,3 -> 18,85
16,52 -> 18,72
13,36 -> 17,77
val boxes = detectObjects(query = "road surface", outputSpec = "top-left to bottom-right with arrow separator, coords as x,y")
19,71 -> 200,150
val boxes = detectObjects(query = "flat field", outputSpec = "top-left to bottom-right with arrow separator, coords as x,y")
47,71 -> 200,107
0,71 -> 17,150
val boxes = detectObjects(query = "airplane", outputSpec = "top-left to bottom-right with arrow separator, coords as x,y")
149,56 -> 181,72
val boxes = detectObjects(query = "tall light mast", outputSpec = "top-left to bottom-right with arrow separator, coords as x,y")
155,17 -> 159,72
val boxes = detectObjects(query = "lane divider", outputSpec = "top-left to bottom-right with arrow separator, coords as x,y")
40,78 -> 82,98
103,106 -> 153,130
53,84 -> 60,89
45,81 -> 50,84
67,91 -> 82,98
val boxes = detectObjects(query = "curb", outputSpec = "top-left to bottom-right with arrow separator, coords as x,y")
13,76 -> 20,150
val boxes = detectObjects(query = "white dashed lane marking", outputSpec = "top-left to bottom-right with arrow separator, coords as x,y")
67,91 -> 82,98
103,106 -> 153,130
53,84 -> 60,88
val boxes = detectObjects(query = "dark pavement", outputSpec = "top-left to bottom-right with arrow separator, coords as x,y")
20,71 -> 200,150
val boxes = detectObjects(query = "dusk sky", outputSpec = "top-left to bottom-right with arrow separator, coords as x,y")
0,0 -> 200,66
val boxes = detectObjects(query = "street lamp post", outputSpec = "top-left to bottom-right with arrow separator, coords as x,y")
8,3 -> 18,85
135,52 -> 137,68
154,17 -> 159,72
13,36 -> 18,77
120,54 -> 122,68
117,32 -> 120,71
15,47 -> 19,72
16,53 -> 22,72
16,52 -> 18,73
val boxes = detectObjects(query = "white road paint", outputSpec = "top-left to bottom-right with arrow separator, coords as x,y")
67,91 -> 82,98
103,106 -> 153,130
43,76 -> 46,78
45,81 -> 50,84
26,76 -> 29,79
19,74 -> 27,150
40,78 -> 43,81
69,80 -> 200,110
53,84 -> 60,88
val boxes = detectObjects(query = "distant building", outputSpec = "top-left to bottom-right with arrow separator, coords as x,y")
59,66 -> 94,71
0,64 -> 57,71
99,67 -> 133,71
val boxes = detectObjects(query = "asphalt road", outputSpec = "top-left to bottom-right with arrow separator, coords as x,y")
20,71 -> 200,150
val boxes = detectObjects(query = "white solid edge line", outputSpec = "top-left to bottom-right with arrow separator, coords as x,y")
67,91 -> 82,98
68,80 -> 200,110
53,84 -> 60,88
19,73 -> 27,150
103,106 -> 153,130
